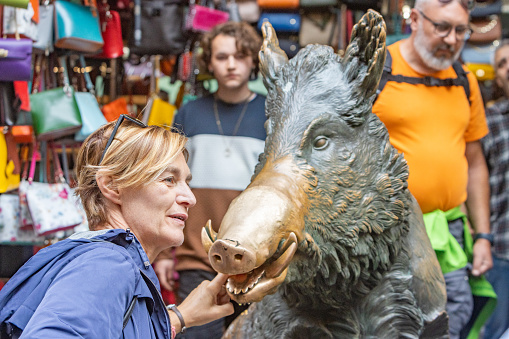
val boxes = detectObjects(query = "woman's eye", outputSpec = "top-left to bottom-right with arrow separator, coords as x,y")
162,177 -> 175,185
313,137 -> 329,150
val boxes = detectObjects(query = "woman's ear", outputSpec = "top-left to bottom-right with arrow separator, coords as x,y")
96,172 -> 122,205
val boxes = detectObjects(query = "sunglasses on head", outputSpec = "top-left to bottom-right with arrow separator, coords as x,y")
98,114 -> 147,165
438,0 -> 475,10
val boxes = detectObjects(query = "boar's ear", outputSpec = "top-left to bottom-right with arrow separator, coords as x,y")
342,9 -> 386,98
259,21 -> 289,90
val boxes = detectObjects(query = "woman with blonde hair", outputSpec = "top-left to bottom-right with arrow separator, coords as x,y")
0,115 -> 234,338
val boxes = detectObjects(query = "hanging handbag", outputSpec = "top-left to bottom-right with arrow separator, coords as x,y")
0,81 -> 21,127
236,0 -> 259,23
256,0 -> 298,9
101,96 -> 129,121
340,0 -> 380,10
471,0 -> 501,18
257,12 -> 301,33
54,0 -> 104,53
25,144 -> 83,236
1,4 -> 39,41
128,0 -> 187,56
278,36 -> 300,58
30,56 -> 83,141
94,5 -> 123,59
299,10 -> 336,46
0,0 -> 29,9
0,194 -> 20,241
185,0 -> 230,33
0,127 -> 21,193
461,42 -> 497,65
32,2 -> 54,54
0,37 -> 32,82
75,55 -> 108,141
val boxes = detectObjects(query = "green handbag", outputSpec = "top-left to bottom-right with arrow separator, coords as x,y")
0,0 -> 30,9
29,57 -> 82,141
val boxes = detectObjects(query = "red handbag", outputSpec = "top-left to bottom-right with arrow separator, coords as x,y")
95,7 -> 124,58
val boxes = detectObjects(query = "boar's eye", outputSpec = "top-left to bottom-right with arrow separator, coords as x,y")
313,136 -> 329,150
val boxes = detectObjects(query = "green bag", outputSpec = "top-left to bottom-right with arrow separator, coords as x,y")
30,86 -> 82,141
29,56 -> 82,141
0,0 -> 30,9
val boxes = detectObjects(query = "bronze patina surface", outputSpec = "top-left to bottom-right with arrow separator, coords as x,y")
202,10 -> 448,339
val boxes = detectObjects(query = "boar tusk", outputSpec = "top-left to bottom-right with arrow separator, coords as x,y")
201,219 -> 216,254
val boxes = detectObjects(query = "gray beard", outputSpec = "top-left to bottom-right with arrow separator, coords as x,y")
413,28 -> 462,71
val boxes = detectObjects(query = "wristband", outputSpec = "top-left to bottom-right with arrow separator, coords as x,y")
167,304 -> 187,333
473,233 -> 494,246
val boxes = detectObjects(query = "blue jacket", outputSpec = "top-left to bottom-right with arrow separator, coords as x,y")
0,229 -> 172,338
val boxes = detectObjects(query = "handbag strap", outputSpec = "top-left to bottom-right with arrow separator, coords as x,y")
79,55 -> 95,95
28,141 -> 37,183
133,0 -> 141,47
58,55 -> 73,96
50,143 -> 66,184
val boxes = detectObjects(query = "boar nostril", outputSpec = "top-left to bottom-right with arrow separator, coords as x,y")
234,254 -> 243,262
213,255 -> 222,263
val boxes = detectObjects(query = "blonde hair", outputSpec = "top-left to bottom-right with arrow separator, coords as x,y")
75,120 -> 188,229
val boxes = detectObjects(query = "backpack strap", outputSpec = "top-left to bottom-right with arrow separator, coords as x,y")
377,50 -> 471,104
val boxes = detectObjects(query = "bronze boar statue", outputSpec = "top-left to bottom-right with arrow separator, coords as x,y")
201,10 -> 448,339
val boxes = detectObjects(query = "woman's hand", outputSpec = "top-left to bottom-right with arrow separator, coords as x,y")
169,273 -> 234,332
153,258 -> 176,291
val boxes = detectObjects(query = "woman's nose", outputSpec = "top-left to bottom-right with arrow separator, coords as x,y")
177,185 -> 196,208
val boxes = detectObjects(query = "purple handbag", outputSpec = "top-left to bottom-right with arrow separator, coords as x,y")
0,38 -> 32,81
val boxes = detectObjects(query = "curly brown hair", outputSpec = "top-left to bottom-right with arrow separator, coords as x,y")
199,21 -> 262,77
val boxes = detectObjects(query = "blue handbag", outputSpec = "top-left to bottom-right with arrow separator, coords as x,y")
257,12 -> 301,33
74,55 -> 107,141
54,0 -> 104,52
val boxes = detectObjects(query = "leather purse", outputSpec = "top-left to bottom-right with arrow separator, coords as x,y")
129,0 -> 187,56
54,0 -> 104,53
30,56 -> 82,141
101,96 -> 129,121
279,36 -> 300,58
0,38 -> 33,81
465,63 -> 494,81
143,96 -> 176,128
257,12 -> 301,33
257,0 -> 298,9
471,0 -> 501,18
94,8 -> 123,59
340,0 -> 380,10
0,81 -> 21,127
75,55 -> 108,141
185,0 -> 230,33
32,3 -> 54,54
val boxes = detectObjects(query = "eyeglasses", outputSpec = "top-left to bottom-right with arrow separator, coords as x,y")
438,0 -> 475,10
99,114 -> 147,165
418,10 -> 472,41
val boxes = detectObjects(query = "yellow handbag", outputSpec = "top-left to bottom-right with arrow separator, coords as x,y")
145,96 -> 177,129
1,130 -> 21,193
465,63 -> 495,81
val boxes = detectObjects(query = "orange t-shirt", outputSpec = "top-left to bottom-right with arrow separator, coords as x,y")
372,41 -> 488,213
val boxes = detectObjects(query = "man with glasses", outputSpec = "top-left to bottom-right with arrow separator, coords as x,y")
373,0 -> 494,338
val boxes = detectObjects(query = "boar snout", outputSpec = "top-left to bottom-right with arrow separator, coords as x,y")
209,239 -> 257,275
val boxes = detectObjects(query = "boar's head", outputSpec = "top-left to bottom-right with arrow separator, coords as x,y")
202,10 -> 410,308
